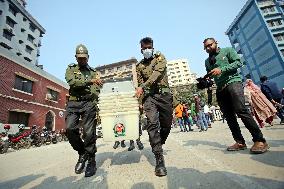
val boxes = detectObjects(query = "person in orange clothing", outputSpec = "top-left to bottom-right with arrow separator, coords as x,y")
175,103 -> 187,132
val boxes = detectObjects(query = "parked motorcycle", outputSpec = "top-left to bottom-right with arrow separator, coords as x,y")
29,125 -> 42,147
51,131 -> 58,144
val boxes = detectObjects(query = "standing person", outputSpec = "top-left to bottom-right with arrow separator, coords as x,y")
175,103 -> 187,132
182,103 -> 194,131
209,105 -> 216,123
244,79 -> 277,128
136,37 -> 173,177
194,94 -> 208,132
204,104 -> 212,128
65,44 -> 103,177
203,38 -> 269,154
260,76 -> 284,124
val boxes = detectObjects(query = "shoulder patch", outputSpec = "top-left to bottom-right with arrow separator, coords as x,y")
90,66 -> 96,71
154,51 -> 161,57
68,63 -> 76,67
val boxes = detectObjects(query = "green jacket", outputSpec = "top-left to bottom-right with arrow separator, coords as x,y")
205,47 -> 243,90
65,63 -> 100,103
136,51 -> 170,93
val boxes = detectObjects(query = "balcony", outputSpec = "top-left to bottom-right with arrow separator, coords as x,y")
258,0 -> 275,8
263,11 -> 281,17
276,40 -> 284,47
4,25 -> 15,36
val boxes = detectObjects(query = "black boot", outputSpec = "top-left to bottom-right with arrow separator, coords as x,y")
128,140 -> 135,151
75,153 -> 88,174
154,154 -> 167,177
113,141 -> 120,149
121,140 -> 126,148
136,139 -> 144,150
85,156 -> 97,177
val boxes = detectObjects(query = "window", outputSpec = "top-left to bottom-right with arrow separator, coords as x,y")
23,17 -> 27,22
100,70 -> 105,75
24,57 -> 32,62
269,6 -> 275,12
19,40 -> 23,44
0,10 -> 2,15
108,68 -> 113,73
8,111 -> 30,126
14,75 -> 33,93
0,42 -> 12,50
126,64 -> 132,69
274,33 -> 284,41
27,34 -> 34,43
21,28 -> 26,32
47,88 -> 59,101
8,5 -> 17,16
267,19 -> 283,27
3,29 -> 13,41
117,66 -> 123,71
6,16 -> 16,28
29,24 -> 36,32
281,49 -> 284,56
25,45 -> 33,54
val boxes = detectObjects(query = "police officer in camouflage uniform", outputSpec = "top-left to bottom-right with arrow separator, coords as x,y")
65,44 -> 103,177
136,37 -> 173,177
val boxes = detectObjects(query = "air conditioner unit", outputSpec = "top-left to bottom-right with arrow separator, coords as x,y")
46,93 -> 53,100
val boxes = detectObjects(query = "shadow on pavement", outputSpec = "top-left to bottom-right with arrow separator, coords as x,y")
266,140 -> 284,148
0,174 -> 44,189
96,152 -> 114,168
183,140 -> 228,149
167,167 -> 284,189
31,168 -> 108,189
131,182 -> 155,189
250,151 -> 284,168
110,150 -> 142,165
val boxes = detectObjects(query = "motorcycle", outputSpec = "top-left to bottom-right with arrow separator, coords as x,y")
30,125 -> 42,147
51,131 -> 58,144
40,130 -> 51,145
8,130 -> 31,150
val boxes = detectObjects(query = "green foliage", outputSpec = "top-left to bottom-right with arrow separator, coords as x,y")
172,83 -> 217,106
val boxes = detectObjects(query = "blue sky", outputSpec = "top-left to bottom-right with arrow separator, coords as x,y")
27,0 -> 247,81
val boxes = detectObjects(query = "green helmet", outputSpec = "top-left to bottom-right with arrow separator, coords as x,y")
75,44 -> 88,58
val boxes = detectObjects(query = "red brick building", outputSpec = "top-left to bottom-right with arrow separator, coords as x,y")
0,55 -> 69,131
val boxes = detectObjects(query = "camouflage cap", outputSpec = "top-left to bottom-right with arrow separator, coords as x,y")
75,44 -> 88,58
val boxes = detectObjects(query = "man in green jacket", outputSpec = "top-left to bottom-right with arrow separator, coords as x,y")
65,44 -> 103,177
203,38 -> 268,154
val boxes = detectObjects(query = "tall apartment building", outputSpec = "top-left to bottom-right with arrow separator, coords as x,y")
95,58 -> 139,87
0,0 -> 45,66
226,0 -> 284,88
166,59 -> 197,87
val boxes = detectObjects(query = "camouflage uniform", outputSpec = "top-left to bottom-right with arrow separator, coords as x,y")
65,44 -> 100,177
136,51 -> 173,155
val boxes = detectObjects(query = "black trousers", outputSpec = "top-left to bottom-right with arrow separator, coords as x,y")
65,101 -> 97,156
274,98 -> 284,121
216,82 -> 266,144
143,93 -> 173,155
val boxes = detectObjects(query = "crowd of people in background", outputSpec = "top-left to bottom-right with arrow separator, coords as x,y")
173,95 -> 218,132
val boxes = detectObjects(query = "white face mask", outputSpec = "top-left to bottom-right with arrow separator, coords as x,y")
142,48 -> 154,59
